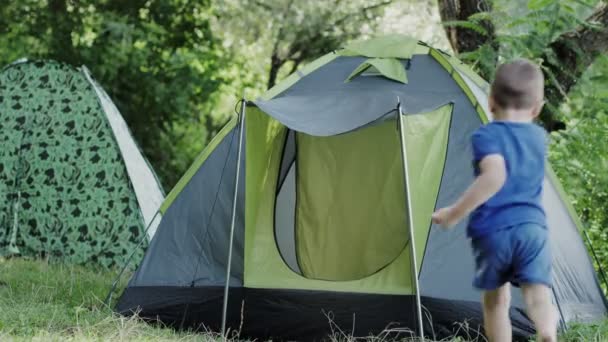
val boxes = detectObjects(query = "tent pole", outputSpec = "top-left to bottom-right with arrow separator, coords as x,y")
397,101 -> 425,340
221,98 -> 246,337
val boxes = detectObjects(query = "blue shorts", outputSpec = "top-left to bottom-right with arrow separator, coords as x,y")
471,223 -> 552,290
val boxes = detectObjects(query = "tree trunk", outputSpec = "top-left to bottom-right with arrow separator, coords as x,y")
541,3 -> 608,131
437,0 -> 496,80
267,53 -> 284,89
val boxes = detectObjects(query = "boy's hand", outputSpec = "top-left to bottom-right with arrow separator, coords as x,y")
431,207 -> 460,229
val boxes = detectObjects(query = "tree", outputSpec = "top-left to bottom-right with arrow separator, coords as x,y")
438,0 -> 497,79
216,0 -> 393,90
436,0 -> 608,131
0,0 -> 229,190
541,2 -> 608,130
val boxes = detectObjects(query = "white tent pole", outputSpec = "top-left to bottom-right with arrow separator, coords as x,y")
397,100 -> 425,340
221,98 -> 246,337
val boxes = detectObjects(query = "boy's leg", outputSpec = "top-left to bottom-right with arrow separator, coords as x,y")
521,284 -> 557,342
482,283 -> 512,342
510,224 -> 556,341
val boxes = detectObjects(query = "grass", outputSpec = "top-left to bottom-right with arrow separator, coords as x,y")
0,257 -> 211,341
0,257 -> 607,341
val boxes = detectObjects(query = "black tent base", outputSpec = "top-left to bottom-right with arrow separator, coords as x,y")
117,286 -> 535,341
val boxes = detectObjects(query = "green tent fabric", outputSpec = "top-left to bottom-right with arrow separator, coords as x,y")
296,120 -> 407,281
0,60 -> 164,267
345,57 -> 408,84
340,34 -> 422,59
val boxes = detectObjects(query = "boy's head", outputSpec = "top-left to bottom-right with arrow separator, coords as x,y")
490,59 -> 544,120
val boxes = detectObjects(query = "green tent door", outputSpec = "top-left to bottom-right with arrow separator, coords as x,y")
246,104 -> 453,294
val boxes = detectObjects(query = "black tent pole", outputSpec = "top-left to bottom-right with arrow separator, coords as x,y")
221,98 -> 246,337
396,99 -> 425,340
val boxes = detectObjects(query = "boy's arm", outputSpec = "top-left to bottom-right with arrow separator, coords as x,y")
432,154 -> 506,228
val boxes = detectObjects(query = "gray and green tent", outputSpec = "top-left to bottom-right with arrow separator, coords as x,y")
116,35 -> 607,340
0,60 -> 164,267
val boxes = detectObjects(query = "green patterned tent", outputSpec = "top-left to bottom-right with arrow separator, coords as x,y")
0,60 -> 164,267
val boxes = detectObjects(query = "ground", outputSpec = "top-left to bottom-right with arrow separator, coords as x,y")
0,258 -> 605,341
0,258 -> 207,341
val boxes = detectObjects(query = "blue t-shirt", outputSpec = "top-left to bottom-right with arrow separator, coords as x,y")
467,121 -> 547,238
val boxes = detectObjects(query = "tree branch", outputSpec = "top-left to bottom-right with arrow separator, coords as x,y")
267,0 -> 392,88
286,0 -> 392,60
333,0 -> 393,27
252,0 -> 273,11
267,0 -> 295,88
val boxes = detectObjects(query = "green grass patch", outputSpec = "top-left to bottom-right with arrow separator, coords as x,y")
0,257 -> 214,341
0,257 -> 607,341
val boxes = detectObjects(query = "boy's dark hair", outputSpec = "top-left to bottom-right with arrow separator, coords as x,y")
491,59 -> 544,110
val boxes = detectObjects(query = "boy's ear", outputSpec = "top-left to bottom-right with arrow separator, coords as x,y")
531,100 -> 545,118
488,95 -> 497,114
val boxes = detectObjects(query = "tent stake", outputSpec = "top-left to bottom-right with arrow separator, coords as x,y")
221,98 -> 246,337
397,101 -> 425,340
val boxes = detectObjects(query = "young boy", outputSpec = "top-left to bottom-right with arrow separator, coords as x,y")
431,59 -> 557,342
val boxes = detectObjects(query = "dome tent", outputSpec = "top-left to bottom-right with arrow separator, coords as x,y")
0,60 -> 164,267
115,35 -> 607,340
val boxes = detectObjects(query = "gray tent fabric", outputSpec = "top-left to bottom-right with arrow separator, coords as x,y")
458,70 -> 493,121
274,129 -> 301,274
128,126 -> 245,287
275,163 -> 300,274
544,177 -> 607,322
278,130 -> 296,188
254,55 -> 461,136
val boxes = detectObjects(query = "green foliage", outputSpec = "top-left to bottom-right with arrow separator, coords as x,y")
0,0 -> 230,190
453,0 -> 599,79
215,0 -> 392,88
561,320 -> 608,341
0,1 -> 396,190
549,55 -> 608,277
